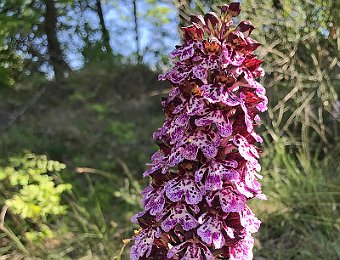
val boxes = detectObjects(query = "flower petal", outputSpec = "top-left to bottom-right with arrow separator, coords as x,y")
165,177 -> 203,205
161,204 -> 198,232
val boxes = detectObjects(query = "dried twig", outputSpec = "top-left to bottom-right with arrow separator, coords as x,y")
116,159 -> 141,193
0,205 -> 8,229
75,167 -> 113,179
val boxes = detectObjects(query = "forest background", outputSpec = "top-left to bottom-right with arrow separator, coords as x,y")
0,0 -> 339,259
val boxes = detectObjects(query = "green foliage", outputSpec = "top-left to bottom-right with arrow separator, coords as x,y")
108,121 -> 136,145
0,63 -> 163,257
25,224 -> 54,242
145,5 -> 171,24
0,0 -> 44,86
0,152 -> 71,242
0,46 -> 23,88
88,103 -> 110,118
250,139 -> 340,259
0,9 -> 25,88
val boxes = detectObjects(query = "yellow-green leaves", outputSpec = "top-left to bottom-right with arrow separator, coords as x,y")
0,151 -> 71,241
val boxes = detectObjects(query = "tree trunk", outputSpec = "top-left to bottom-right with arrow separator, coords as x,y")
95,0 -> 113,55
43,0 -> 70,82
132,0 -> 142,64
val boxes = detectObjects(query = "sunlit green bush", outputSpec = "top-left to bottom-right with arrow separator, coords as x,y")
0,152 -> 71,243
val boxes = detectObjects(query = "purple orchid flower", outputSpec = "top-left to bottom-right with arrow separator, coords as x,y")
131,2 -> 268,259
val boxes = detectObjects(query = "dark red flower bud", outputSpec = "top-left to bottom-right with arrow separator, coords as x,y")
229,2 -> 241,17
227,30 -> 245,45
181,25 -> 204,41
237,20 -> 255,37
219,4 -> 229,14
190,14 -> 205,28
244,38 -> 262,52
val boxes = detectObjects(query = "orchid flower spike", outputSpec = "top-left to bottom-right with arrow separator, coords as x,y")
131,2 -> 268,259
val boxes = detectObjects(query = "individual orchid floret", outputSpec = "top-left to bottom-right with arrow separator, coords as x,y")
206,187 -> 247,213
158,203 -> 199,232
141,185 -> 165,216
165,176 -> 204,205
229,235 -> 255,260
130,227 -> 161,260
195,108 -> 233,138
197,213 -> 235,249
167,241 -> 214,260
195,159 -> 239,190
131,2 -> 268,259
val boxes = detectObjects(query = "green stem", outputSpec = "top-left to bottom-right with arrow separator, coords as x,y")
0,224 -> 29,255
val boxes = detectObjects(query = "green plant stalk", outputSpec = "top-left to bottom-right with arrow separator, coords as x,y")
0,223 -> 29,255
84,173 -> 107,232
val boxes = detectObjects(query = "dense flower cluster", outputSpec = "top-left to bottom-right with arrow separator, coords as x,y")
131,3 -> 268,259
